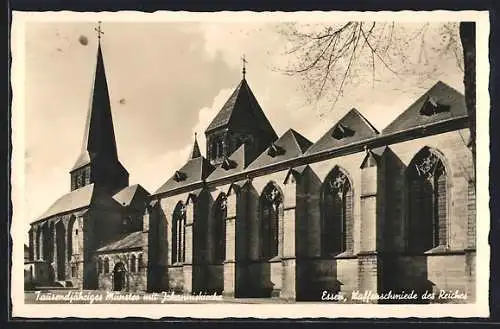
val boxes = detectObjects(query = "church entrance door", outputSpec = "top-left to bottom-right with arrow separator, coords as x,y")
113,262 -> 126,291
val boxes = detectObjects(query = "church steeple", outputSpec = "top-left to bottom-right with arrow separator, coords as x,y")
189,132 -> 202,160
204,71 -> 277,166
70,22 -> 129,193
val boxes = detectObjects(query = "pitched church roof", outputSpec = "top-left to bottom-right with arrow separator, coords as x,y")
36,184 -> 96,221
207,143 -> 257,181
113,184 -> 151,208
154,138 -> 215,195
382,81 -> 467,135
96,231 -> 143,252
71,39 -> 124,171
205,78 -> 277,138
305,108 -> 379,156
247,129 -> 313,170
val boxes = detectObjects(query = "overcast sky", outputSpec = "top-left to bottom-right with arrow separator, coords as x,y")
14,15 -> 465,235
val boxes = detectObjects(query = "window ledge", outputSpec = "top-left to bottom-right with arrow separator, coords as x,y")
424,245 -> 466,255
268,256 -> 282,263
334,251 -> 356,259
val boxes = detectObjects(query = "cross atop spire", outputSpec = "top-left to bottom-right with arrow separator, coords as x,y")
94,21 -> 104,41
241,54 -> 248,79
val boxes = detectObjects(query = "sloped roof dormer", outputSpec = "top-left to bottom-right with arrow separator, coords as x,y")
382,81 -> 466,135
154,156 -> 214,195
305,108 -> 379,156
247,129 -> 312,170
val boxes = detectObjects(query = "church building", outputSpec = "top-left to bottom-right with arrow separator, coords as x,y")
25,32 -> 150,291
27,28 -> 476,303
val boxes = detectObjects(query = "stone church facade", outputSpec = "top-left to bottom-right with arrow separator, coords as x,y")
26,36 -> 476,303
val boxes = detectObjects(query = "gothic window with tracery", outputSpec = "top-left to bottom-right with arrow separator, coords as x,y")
171,202 -> 186,264
408,147 -> 448,252
260,183 -> 283,260
321,167 -> 353,256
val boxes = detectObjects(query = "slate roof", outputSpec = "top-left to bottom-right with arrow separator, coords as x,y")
72,40 -> 120,171
205,78 -> 277,137
305,108 -> 379,156
154,156 -> 215,195
113,184 -> 151,207
382,81 -> 467,135
247,129 -> 313,170
36,184 -> 95,221
96,231 -> 143,252
207,144 -> 256,181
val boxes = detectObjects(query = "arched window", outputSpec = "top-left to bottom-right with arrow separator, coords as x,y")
97,258 -> 103,274
321,167 -> 353,256
138,253 -> 143,271
37,229 -> 43,260
408,147 -> 448,252
41,223 -> 50,261
216,138 -> 224,158
67,216 -> 76,259
104,258 -> 110,273
260,183 -> 283,260
76,174 -> 82,189
172,202 -> 186,264
130,254 -> 137,273
213,193 -> 227,263
72,222 -> 80,256
210,139 -> 217,160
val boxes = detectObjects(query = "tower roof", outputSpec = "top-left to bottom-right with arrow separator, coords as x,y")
204,78 -> 277,137
71,39 -> 120,171
189,133 -> 202,160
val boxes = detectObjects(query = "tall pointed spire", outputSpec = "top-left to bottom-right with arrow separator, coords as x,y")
189,132 -> 202,160
72,21 -> 118,170
70,21 -> 129,194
